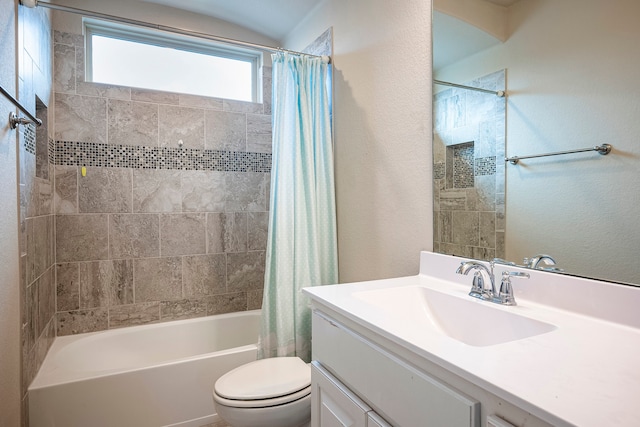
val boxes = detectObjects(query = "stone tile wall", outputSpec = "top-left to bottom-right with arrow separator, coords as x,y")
52,31 -> 272,335
433,70 -> 506,261
17,5 -> 54,425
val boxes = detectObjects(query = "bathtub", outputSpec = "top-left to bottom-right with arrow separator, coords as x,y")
29,310 -> 261,427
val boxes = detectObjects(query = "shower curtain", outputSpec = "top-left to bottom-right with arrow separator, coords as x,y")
257,52 -> 337,363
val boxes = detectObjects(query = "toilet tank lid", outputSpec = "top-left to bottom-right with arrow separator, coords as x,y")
214,357 -> 311,400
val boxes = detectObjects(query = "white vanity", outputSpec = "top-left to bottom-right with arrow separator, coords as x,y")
303,252 -> 640,427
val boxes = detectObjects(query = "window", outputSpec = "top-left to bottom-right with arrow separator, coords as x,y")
85,20 -> 261,102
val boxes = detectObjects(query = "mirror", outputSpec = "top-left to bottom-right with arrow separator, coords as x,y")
432,0 -> 640,285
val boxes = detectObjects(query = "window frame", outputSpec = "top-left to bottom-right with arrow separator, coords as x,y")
84,19 -> 262,102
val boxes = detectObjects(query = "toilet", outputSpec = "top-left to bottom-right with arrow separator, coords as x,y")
213,357 -> 311,427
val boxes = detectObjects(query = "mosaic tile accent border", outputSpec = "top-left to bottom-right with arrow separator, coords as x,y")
433,162 -> 445,180
54,140 -> 272,173
49,138 -> 55,163
24,123 -> 36,155
475,156 -> 496,176
23,125 -> 56,165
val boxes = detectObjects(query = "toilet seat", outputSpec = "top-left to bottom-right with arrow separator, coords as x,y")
213,357 -> 311,409
214,385 -> 311,408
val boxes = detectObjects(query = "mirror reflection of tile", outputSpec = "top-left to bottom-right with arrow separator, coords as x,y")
433,70 -> 505,261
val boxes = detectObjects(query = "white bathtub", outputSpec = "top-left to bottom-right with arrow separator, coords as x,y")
29,310 -> 261,427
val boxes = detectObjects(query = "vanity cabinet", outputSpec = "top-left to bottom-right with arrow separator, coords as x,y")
311,309 -> 549,427
311,310 -> 480,427
305,251 -> 638,426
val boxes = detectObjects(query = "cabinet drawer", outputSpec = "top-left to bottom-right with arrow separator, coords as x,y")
487,415 -> 517,427
368,412 -> 393,427
313,311 -> 480,427
311,361 -> 370,427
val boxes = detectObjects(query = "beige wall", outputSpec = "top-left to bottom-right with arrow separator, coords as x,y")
436,0 -> 640,284
434,0 -> 508,41
0,1 -> 22,425
284,0 -> 434,283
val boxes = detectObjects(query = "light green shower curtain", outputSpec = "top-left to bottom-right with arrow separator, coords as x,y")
257,52 -> 337,363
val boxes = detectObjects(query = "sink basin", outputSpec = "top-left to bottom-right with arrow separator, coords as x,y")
353,286 -> 556,347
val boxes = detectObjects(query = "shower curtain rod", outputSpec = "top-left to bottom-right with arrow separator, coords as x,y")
0,84 -> 43,128
434,79 -> 505,97
20,1 -> 330,62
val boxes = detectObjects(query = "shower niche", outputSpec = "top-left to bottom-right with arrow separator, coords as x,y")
35,97 -> 50,179
447,141 -> 475,189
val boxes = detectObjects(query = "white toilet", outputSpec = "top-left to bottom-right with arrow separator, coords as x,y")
213,357 -> 311,427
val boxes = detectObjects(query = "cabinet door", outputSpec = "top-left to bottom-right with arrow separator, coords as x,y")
367,412 -> 393,427
311,361 -> 370,427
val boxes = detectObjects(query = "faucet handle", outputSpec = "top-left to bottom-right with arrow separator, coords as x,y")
504,271 -> 530,278
492,257 -> 516,266
469,272 -> 486,299
498,271 -> 530,306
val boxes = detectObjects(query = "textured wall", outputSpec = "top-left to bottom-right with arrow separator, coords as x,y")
0,1 -> 22,425
16,2 -> 54,425
283,0 -> 433,282
52,29 -> 272,334
433,70 -> 505,261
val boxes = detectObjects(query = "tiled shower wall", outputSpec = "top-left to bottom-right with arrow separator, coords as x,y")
18,4 -> 54,423
433,70 -> 506,261
52,30 -> 272,335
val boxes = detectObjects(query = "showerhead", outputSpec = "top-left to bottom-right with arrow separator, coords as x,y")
20,0 -> 37,8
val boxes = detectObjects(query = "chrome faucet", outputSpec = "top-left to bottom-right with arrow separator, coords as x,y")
455,261 -> 496,301
524,254 -> 556,269
456,260 -> 530,305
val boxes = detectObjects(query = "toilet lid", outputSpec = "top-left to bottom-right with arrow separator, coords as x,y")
215,357 -> 311,401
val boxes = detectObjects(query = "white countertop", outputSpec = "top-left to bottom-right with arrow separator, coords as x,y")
303,252 -> 640,427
